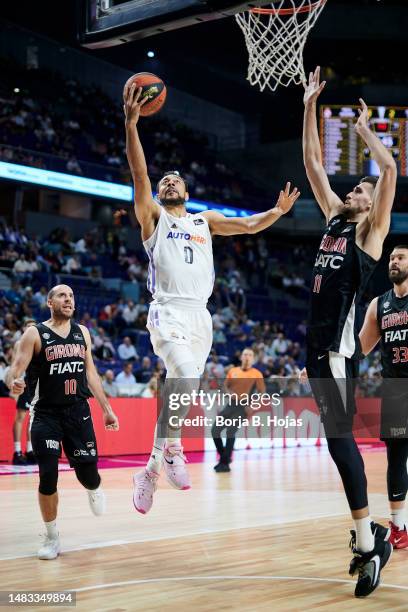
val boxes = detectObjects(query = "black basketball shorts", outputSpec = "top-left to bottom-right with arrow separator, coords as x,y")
16,389 -> 32,411
306,348 -> 358,436
31,400 -> 98,466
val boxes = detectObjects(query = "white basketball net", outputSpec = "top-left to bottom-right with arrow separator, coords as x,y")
236,0 -> 327,92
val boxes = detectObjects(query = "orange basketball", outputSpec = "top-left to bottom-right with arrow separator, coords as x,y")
123,72 -> 167,117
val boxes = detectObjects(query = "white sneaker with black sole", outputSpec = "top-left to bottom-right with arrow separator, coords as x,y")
38,535 -> 61,560
87,487 -> 106,516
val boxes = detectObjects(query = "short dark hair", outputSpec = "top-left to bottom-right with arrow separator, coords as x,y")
156,170 -> 188,193
359,176 -> 378,188
393,245 -> 408,251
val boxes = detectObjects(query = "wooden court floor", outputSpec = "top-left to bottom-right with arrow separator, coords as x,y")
1,447 -> 408,611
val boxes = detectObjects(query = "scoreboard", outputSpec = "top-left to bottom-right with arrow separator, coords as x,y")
320,105 -> 408,177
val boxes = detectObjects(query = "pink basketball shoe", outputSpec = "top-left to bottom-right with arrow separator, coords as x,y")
132,469 -> 159,514
162,443 -> 191,490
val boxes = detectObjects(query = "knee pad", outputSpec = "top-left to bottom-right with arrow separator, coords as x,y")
74,462 -> 101,490
38,455 -> 59,495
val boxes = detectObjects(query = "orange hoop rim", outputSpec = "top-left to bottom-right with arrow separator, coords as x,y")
250,0 -> 326,16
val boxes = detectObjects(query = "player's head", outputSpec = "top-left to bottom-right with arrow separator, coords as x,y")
389,246 -> 408,285
123,362 -> 133,375
156,171 -> 189,208
240,348 -> 255,369
344,176 -> 378,218
22,318 -> 36,331
47,284 -> 75,320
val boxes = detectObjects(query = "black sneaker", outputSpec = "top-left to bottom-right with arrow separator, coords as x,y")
25,451 -> 37,465
371,521 -> 391,542
214,462 -> 231,473
349,531 -> 392,597
12,451 -> 27,466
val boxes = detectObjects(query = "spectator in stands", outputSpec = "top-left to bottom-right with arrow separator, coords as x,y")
63,254 -> 82,275
33,286 -> 48,309
0,244 -> 19,267
13,254 -> 30,276
26,253 -> 40,274
117,336 -> 138,361
66,156 -> 83,175
102,369 -> 119,398
206,352 -> 225,379
93,328 -> 116,361
270,332 -> 289,358
141,374 -> 158,398
137,356 -> 153,384
115,362 -> 137,387
74,237 -> 87,253
122,300 -> 139,325
127,257 -> 144,281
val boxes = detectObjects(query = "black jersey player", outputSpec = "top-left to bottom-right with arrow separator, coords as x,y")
302,67 -> 397,597
360,246 -> 408,550
8,285 -> 119,560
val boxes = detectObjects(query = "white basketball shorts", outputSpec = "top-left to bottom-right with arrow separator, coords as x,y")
147,303 -> 213,375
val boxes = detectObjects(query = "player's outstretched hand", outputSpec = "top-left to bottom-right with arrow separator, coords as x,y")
303,66 -> 326,105
123,84 -> 149,125
355,98 -> 370,134
275,182 -> 300,215
104,408 -> 119,431
10,377 -> 25,396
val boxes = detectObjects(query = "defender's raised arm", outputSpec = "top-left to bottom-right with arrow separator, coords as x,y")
355,98 -> 397,249
303,67 -> 343,221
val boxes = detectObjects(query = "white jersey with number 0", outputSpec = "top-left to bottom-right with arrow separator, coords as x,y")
143,208 -> 215,307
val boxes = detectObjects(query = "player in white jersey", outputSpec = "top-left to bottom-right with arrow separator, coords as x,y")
124,83 -> 300,514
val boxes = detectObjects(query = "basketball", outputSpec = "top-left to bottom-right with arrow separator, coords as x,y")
123,72 -> 166,117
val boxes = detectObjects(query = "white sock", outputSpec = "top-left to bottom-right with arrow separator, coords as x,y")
146,445 -> 164,474
391,508 -> 406,530
26,441 -> 33,453
44,520 -> 58,539
354,516 -> 374,552
14,442 -> 21,453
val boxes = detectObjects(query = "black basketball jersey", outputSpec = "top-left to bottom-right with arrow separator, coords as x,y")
29,322 -> 91,412
377,289 -> 408,379
307,214 -> 377,357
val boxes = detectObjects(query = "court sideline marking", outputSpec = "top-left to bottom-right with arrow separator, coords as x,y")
73,575 -> 408,593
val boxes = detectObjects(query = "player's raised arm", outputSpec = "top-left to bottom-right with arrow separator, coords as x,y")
355,99 -> 397,250
7,326 -> 39,395
359,298 -> 381,356
80,325 -> 119,431
203,182 -> 300,236
303,67 -> 343,222
124,84 -> 161,239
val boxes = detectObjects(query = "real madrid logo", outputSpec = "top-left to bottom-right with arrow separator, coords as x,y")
42,333 -> 50,339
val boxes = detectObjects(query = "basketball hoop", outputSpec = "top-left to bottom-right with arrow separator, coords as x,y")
236,0 -> 327,92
